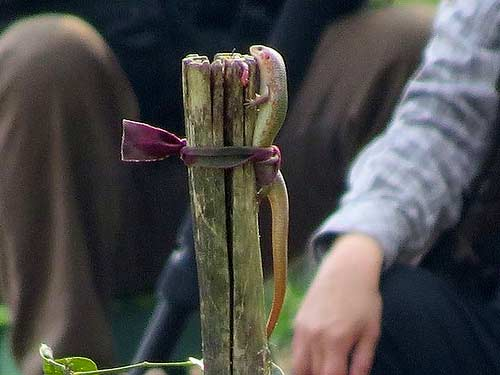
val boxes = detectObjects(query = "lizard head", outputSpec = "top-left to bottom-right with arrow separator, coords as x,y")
250,45 -> 272,61
249,45 -> 280,74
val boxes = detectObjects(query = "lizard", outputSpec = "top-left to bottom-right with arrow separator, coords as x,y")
247,44 -> 289,339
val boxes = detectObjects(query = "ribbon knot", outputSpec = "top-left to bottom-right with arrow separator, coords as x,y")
121,119 -> 281,186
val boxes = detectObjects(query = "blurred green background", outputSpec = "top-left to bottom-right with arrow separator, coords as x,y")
0,0 -> 440,373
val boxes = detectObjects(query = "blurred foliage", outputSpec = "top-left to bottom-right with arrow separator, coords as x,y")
0,304 -> 9,327
396,0 -> 440,4
372,0 -> 439,6
266,257 -> 317,352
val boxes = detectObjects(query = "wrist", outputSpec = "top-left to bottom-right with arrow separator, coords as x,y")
333,233 -> 384,261
319,233 -> 384,290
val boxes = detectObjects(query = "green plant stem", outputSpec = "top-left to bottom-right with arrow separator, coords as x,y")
74,360 -> 194,375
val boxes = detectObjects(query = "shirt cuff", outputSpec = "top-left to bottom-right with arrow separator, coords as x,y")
310,200 -> 412,270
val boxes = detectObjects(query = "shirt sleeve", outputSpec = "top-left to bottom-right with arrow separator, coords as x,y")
312,0 -> 500,268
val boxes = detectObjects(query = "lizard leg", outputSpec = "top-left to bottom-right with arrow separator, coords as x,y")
245,85 -> 270,107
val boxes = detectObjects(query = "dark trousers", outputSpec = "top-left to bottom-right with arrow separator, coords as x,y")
373,264 -> 500,375
0,5 -> 434,375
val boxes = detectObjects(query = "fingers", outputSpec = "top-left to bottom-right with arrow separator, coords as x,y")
291,237 -> 384,375
293,317 -> 381,375
318,345 -> 349,375
349,316 -> 381,375
293,323 -> 352,375
292,331 -> 313,375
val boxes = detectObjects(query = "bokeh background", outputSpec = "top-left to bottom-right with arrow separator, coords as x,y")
0,0 -> 439,374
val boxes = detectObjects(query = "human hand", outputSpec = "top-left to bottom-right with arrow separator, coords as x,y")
292,233 -> 384,375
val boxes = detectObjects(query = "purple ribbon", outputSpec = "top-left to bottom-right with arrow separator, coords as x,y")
121,119 -> 281,186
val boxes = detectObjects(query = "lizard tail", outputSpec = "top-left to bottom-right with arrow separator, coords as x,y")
265,172 -> 289,338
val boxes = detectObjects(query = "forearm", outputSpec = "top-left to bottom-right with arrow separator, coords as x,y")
318,234 -> 384,291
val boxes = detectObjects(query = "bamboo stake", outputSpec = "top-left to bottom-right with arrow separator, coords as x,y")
183,53 -> 270,375
226,57 -> 269,375
182,55 -> 231,375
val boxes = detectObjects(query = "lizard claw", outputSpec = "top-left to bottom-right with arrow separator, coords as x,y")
245,93 -> 269,108
244,94 -> 261,108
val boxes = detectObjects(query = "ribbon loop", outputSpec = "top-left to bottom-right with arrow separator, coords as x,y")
121,119 -> 281,186
122,119 -> 187,162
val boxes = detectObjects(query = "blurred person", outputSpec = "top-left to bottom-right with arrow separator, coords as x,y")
293,0 -> 500,374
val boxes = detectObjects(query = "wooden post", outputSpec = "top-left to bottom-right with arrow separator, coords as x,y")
183,55 -> 231,375
183,53 -> 270,374
226,57 -> 269,375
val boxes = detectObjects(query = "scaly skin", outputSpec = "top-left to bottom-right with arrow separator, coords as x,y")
250,46 -> 288,147
249,45 -> 289,338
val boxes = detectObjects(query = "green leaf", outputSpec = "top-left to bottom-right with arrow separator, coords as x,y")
40,344 -> 66,375
57,357 -> 98,372
42,360 -> 64,375
40,344 -> 97,375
